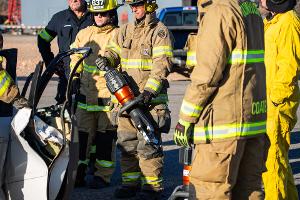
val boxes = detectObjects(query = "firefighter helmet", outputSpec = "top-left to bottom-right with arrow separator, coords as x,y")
123,0 -> 158,13
88,0 -> 119,12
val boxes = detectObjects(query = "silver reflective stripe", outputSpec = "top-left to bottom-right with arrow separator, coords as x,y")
194,121 -> 266,142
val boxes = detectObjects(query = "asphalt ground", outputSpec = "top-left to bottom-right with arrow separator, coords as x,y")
18,79 -> 300,200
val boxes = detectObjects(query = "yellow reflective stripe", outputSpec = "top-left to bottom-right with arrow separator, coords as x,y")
141,176 -> 163,186
145,78 -> 162,93
0,70 -> 12,96
186,51 -> 196,66
121,58 -> 153,70
96,159 -> 114,168
194,121 -> 266,142
228,49 -> 264,64
180,100 -> 203,118
78,159 -> 89,166
38,29 -> 54,42
77,102 -> 113,112
153,46 -> 173,57
122,172 -> 141,183
150,94 -> 168,104
90,145 -> 96,154
107,41 -> 121,55
111,95 -> 118,103
83,62 -> 106,75
0,56 -> 3,63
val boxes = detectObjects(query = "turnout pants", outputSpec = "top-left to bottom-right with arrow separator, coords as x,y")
190,136 -> 268,200
117,113 -> 164,191
76,108 -> 116,183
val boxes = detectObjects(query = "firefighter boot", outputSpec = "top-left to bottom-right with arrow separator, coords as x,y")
74,163 -> 87,187
114,185 -> 140,198
85,161 -> 109,189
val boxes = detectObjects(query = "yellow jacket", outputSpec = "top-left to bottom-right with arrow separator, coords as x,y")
0,66 -> 18,103
70,25 -> 119,112
264,10 -> 300,105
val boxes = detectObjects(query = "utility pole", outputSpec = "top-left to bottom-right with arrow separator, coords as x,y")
182,0 -> 197,6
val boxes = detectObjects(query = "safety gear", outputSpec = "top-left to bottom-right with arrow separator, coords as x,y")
88,0 -> 119,13
12,96 -> 30,109
173,120 -> 194,147
262,10 -> 300,200
178,0 -> 267,198
267,0 -> 296,13
104,12 -> 172,191
0,67 -> 19,104
184,33 -> 197,69
70,24 -> 119,186
123,0 -> 158,13
75,163 -> 87,187
138,90 -> 155,107
114,185 -> 140,198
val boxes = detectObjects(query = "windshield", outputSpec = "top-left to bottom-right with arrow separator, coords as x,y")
162,11 -> 197,26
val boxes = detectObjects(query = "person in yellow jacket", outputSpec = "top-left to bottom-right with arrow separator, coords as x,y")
174,0 -> 268,199
260,0 -> 300,199
0,32 -> 28,108
96,0 -> 172,199
69,0 -> 119,189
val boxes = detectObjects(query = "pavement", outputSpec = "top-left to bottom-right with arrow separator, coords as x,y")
18,78 -> 300,199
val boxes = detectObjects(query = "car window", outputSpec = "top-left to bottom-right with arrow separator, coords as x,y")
183,12 -> 197,25
163,11 -> 197,26
163,12 -> 182,26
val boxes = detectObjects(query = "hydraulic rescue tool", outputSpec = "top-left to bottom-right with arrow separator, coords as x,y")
95,57 -> 161,149
169,147 -> 193,200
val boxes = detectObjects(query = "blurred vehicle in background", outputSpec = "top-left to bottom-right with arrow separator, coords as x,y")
158,6 -> 198,76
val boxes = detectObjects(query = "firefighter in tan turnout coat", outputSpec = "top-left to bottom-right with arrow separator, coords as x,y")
96,0 -> 172,199
70,0 -> 119,189
174,0 -> 268,199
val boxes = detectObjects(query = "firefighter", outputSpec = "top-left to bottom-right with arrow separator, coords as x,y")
184,33 -> 197,70
96,0 -> 172,199
37,0 -> 93,105
0,32 -> 28,108
260,0 -> 300,199
174,0 -> 267,199
69,0 -> 119,189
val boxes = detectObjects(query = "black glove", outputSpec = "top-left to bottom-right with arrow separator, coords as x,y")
95,56 -> 110,71
71,74 -> 81,95
12,95 -> 30,109
138,90 -> 155,106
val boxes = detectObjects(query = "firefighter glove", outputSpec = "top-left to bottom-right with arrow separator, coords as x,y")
138,90 -> 154,106
174,119 -> 194,147
95,56 -> 110,71
13,95 -> 30,109
71,74 -> 81,95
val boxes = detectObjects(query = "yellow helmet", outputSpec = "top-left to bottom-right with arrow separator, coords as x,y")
123,0 -> 158,13
88,0 -> 119,13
